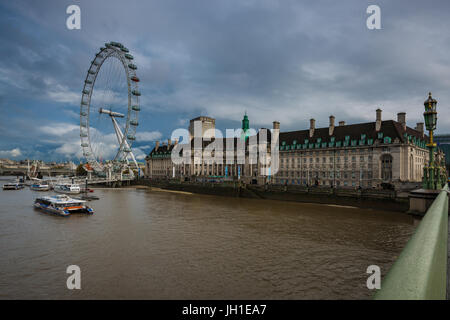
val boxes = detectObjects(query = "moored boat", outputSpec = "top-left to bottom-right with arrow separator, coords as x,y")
54,183 -> 81,194
34,195 -> 94,216
30,183 -> 50,191
2,183 -> 23,190
25,177 -> 43,186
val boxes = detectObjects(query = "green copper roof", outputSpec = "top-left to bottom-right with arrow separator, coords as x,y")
242,112 -> 249,132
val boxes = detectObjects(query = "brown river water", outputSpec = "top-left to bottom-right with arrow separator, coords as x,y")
0,180 -> 416,299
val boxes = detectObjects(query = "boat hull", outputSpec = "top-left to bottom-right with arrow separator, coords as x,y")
30,185 -> 50,191
34,203 -> 94,216
34,203 -> 70,216
54,189 -> 80,194
2,184 -> 23,190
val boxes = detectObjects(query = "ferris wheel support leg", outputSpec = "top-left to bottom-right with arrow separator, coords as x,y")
111,116 -> 140,172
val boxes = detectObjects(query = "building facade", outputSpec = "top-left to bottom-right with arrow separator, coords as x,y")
435,134 -> 450,173
145,109 -> 437,189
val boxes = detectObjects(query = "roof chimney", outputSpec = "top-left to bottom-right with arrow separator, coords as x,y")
155,141 -> 160,150
376,108 -> 382,131
174,138 -> 178,145
397,112 -> 406,131
339,121 -> 345,126
273,121 -> 280,131
168,139 -> 172,146
416,122 -> 424,137
329,115 -> 335,136
309,118 -> 315,138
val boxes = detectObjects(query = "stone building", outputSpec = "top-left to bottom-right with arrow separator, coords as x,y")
145,109 -> 435,189
145,140 -> 176,179
276,110 -> 429,189
145,115 -> 273,184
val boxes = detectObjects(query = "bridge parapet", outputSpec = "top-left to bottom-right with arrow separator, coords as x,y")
374,184 -> 448,300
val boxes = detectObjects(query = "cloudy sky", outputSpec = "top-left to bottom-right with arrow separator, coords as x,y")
1,0 -> 450,162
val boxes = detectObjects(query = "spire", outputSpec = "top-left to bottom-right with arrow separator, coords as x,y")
242,112 -> 249,132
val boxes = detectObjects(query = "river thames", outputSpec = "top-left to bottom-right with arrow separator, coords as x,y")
0,181 -> 416,299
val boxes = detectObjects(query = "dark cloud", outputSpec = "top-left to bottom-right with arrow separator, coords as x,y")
1,0 -> 450,161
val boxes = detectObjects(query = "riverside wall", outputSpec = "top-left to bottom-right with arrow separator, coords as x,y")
132,179 -> 410,212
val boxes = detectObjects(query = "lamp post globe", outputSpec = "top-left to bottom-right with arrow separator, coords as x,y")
424,92 -> 437,136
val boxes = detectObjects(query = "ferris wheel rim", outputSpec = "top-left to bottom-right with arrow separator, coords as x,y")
79,41 -> 140,174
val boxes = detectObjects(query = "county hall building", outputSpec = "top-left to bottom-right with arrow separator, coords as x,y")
145,109 -> 441,189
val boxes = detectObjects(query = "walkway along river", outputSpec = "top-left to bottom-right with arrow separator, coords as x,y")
0,183 -> 416,299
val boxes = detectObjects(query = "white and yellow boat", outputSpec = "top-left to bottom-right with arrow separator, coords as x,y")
34,195 -> 94,216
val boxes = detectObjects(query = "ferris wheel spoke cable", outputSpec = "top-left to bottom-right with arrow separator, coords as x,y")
92,58 -> 126,163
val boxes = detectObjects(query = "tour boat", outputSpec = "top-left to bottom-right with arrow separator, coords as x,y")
54,183 -> 81,194
24,177 -> 40,186
34,195 -> 94,216
30,183 -> 50,191
2,182 -> 23,190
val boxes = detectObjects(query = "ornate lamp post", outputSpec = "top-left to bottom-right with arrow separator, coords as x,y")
422,92 -> 447,189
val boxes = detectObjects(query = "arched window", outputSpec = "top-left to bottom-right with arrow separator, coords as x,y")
381,154 -> 393,181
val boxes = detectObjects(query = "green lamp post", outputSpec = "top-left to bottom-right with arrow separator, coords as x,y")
422,92 -> 447,189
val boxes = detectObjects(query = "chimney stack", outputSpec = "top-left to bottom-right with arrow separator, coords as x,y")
309,118 -> 315,138
168,139 -> 172,146
416,122 -> 424,137
174,138 -> 178,145
339,121 -> 345,126
376,108 -> 382,131
273,121 -> 280,131
272,121 -> 280,155
397,112 -> 406,131
329,115 -> 335,136
155,141 -> 160,150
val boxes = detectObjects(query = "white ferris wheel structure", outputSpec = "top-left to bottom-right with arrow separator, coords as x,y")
79,41 -> 142,179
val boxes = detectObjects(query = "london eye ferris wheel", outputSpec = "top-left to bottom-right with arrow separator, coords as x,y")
79,41 -> 141,177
